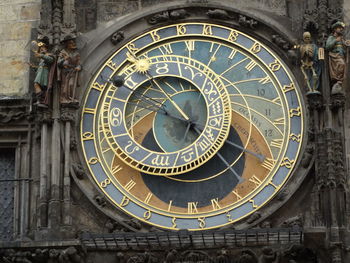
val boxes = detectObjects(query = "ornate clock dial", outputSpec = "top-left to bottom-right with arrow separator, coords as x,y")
81,23 -> 304,230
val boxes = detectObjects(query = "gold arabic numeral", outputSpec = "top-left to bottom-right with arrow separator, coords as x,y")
109,107 -> 123,127
232,189 -> 243,201
151,155 -> 170,166
107,60 -> 117,70
198,217 -> 206,229
203,25 -> 213,35
228,49 -> 237,59
283,83 -> 295,93
82,132 -> 94,141
143,210 -> 151,220
280,157 -> 295,169
100,178 -> 111,188
290,133 -> 301,142
249,199 -> 258,208
250,42 -> 261,53
162,43 -> 173,54
269,60 -> 281,71
273,117 -> 285,126
245,60 -> 257,71
111,165 -> 122,175
144,192 -> 153,204
167,200 -> 173,212
249,175 -> 262,188
226,211 -> 234,222
124,76 -> 138,89
188,202 -> 199,214
88,157 -> 99,165
211,198 -> 221,211
150,30 -> 160,41
83,108 -> 96,115
258,76 -> 271,84
228,30 -> 239,42
270,139 -> 283,149
172,217 -> 177,228
155,63 -> 169,74
91,82 -> 106,91
120,196 -> 130,207
185,40 -> 195,51
127,43 -> 139,53
289,107 -> 301,117
262,158 -> 276,171
176,24 -> 187,35
124,180 -> 136,192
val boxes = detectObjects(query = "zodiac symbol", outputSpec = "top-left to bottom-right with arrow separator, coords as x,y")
205,127 -> 215,142
125,141 -> 139,154
211,101 -> 221,115
109,107 -> 122,127
184,66 -> 203,80
180,148 -> 195,162
209,116 -> 222,127
151,155 -> 170,166
204,82 -> 217,101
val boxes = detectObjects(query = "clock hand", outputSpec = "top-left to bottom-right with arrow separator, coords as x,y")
111,76 -> 165,110
126,52 -> 190,121
192,126 -> 244,184
191,123 -> 266,162
145,73 -> 190,121
181,92 -> 202,145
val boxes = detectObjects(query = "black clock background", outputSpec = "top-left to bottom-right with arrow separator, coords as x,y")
141,126 -> 245,208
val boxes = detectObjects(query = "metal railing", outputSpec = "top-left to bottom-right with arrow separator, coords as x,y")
81,227 -> 303,250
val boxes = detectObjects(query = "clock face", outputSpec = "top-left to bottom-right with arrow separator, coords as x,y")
80,22 -> 304,230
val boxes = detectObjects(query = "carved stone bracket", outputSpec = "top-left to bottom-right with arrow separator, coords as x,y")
272,34 -> 291,50
72,163 -> 85,180
330,93 -> 346,111
147,9 -> 189,25
111,31 -> 124,45
206,9 -> 231,20
306,92 -> 324,111
238,15 -> 258,29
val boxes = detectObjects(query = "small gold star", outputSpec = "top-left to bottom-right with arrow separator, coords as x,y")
210,56 -> 217,62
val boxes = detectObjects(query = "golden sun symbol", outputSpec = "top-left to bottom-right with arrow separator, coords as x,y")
134,58 -> 150,74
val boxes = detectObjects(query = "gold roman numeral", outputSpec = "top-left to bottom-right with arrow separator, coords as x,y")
232,190 -> 243,201
262,158 -> 276,171
188,202 -> 198,214
270,139 -> 283,148
185,40 -> 195,51
124,180 -> 136,192
245,60 -> 257,71
228,49 -> 237,59
259,76 -> 271,84
273,117 -> 285,125
249,175 -> 262,188
111,165 -> 122,175
144,192 -> 153,204
211,198 -> 221,210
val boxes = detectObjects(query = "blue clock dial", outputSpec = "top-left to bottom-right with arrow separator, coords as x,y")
80,22 -> 305,230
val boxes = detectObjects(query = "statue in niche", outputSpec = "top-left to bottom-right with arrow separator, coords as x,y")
326,21 -> 350,93
298,32 -> 322,93
31,41 -> 55,106
58,36 -> 81,104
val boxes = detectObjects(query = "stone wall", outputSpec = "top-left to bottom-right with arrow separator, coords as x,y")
0,0 -> 40,96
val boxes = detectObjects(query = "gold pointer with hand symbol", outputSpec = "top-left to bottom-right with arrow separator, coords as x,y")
127,52 -> 190,121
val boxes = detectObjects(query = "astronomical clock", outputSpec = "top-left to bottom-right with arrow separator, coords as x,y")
80,22 -> 305,231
